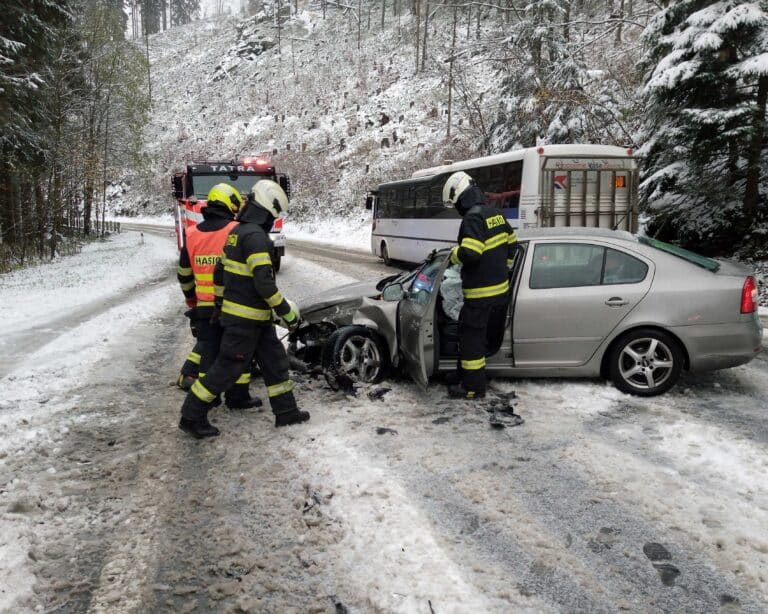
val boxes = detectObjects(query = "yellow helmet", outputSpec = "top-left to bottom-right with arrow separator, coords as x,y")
206,183 -> 244,214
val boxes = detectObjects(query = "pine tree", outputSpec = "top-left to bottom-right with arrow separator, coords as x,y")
638,0 -> 768,255
171,0 -> 200,26
488,0 -> 626,150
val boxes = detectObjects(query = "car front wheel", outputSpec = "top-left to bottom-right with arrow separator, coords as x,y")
608,328 -> 683,396
322,325 -> 389,389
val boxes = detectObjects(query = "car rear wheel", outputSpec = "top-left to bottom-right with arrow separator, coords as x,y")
272,250 -> 281,273
322,325 -> 389,389
608,328 -> 683,396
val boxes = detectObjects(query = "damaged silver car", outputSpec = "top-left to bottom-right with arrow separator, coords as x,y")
289,228 -> 763,396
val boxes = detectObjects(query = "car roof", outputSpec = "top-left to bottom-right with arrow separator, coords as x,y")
516,227 -> 637,243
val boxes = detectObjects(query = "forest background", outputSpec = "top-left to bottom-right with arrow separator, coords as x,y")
1,0 -> 767,272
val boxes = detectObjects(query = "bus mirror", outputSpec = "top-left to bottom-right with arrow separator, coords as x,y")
172,175 -> 184,199
278,175 -> 291,200
382,282 -> 404,302
365,195 -> 373,210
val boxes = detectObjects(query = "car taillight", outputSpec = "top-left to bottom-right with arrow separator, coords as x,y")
741,276 -> 757,314
271,217 -> 283,232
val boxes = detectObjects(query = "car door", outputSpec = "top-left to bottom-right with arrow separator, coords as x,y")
512,241 -> 653,367
398,255 -> 449,388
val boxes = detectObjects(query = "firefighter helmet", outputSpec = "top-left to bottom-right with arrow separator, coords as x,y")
249,180 -> 289,218
442,171 -> 474,206
206,183 -> 244,214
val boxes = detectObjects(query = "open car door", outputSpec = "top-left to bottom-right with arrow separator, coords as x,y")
398,255 -> 449,389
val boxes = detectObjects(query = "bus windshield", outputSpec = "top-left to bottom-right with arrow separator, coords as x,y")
191,173 -> 273,199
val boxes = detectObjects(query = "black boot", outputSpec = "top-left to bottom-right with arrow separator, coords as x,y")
447,383 -> 485,400
226,396 -> 263,410
179,417 -> 220,439
443,370 -> 461,385
275,409 -> 310,427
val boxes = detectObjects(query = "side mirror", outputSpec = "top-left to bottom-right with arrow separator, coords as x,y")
172,174 -> 184,199
381,282 -> 405,302
278,175 -> 291,200
365,195 -> 373,210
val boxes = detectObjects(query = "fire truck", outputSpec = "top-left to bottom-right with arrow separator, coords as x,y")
171,156 -> 290,271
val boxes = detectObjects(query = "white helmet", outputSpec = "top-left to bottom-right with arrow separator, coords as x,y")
442,171 -> 474,206
273,298 -> 300,328
249,179 -> 289,218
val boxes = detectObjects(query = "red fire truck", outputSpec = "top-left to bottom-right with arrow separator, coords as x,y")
171,156 -> 290,271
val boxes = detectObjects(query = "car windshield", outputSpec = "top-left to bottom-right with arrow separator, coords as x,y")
377,250 -> 449,293
638,236 -> 720,272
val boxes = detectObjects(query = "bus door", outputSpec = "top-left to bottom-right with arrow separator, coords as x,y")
540,157 -> 638,231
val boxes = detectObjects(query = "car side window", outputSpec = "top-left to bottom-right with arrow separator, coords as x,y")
530,243 -> 604,289
405,258 -> 444,311
602,248 -> 648,285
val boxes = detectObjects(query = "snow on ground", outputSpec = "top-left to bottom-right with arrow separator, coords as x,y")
2,229 -> 767,611
285,215 -> 372,252
0,233 -> 178,611
0,232 -> 175,340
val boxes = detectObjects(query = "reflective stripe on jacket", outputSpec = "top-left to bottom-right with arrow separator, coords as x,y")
186,221 -> 238,307
451,203 -> 517,301
215,222 -> 296,328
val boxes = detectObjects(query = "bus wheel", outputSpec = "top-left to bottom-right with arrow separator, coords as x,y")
381,242 -> 391,266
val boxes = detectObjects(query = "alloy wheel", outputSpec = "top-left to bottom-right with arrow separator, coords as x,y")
618,337 -> 675,391
339,335 -> 382,382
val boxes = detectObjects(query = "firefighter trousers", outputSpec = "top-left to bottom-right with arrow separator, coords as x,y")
457,294 -> 509,394
193,317 -> 251,404
181,324 -> 298,421
180,340 -> 202,377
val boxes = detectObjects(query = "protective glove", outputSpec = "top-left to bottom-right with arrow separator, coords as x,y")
185,297 -> 197,309
282,310 -> 301,333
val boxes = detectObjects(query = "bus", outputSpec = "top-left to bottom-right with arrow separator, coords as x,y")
366,144 -> 638,265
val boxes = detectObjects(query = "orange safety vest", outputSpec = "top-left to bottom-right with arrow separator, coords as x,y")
186,221 -> 237,307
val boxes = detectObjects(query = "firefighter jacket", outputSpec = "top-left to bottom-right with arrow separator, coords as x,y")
449,190 -> 517,301
214,213 -> 296,328
177,207 -> 237,316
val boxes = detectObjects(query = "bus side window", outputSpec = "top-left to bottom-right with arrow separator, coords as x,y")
414,185 -> 429,219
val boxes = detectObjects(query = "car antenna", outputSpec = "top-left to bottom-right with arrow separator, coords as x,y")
612,213 -> 628,232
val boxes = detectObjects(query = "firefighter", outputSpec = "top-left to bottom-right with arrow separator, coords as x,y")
177,183 -> 261,412
176,333 -> 201,390
442,171 -> 518,399
179,179 -> 309,438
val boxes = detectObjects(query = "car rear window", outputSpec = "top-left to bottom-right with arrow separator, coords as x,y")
638,236 -> 720,272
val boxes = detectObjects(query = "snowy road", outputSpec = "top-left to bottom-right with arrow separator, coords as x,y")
1,230 -> 767,613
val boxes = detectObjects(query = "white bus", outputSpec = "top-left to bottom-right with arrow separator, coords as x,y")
366,144 -> 639,265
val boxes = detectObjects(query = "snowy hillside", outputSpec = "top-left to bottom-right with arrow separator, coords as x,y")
117,8 -> 503,241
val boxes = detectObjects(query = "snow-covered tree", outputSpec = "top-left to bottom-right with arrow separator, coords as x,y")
638,1 -> 768,255
489,0 -> 628,150
171,0 -> 200,26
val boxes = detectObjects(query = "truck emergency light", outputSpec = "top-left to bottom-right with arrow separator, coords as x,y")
240,156 -> 270,167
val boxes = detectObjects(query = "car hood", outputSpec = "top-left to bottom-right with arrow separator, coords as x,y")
299,280 -> 381,314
